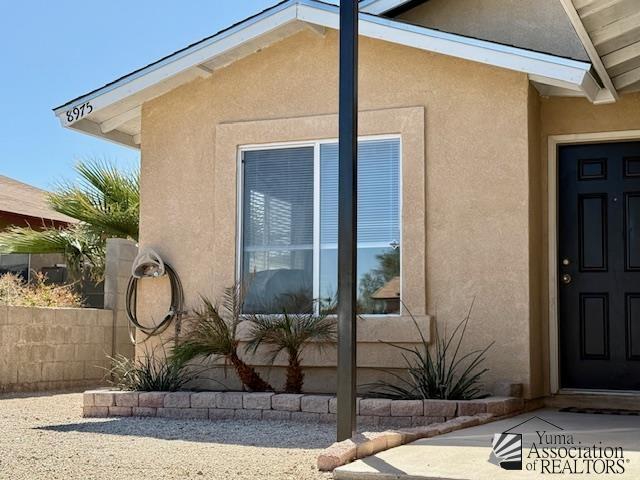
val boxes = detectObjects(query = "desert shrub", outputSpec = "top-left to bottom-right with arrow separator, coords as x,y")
171,285 -> 273,392
246,299 -> 336,393
0,273 -> 82,308
107,353 -> 200,392
365,300 -> 493,400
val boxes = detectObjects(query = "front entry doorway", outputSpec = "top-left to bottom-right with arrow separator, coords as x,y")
558,141 -> 640,390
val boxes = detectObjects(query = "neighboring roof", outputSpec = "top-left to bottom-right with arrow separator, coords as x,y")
53,0 -> 600,149
0,176 -> 75,224
371,276 -> 401,300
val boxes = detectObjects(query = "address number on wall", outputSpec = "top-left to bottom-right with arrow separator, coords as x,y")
65,102 -> 93,124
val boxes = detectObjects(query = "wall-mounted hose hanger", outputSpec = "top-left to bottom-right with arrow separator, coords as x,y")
126,248 -> 184,344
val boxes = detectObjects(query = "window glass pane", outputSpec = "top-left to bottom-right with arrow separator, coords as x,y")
319,139 -> 401,314
0,253 -> 30,281
242,147 -> 314,313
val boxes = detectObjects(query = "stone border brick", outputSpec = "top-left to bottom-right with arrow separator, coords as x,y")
139,392 -> 165,408
243,392 -> 274,410
209,408 -> 235,420
114,391 -> 139,407
271,394 -> 303,411
132,407 -> 156,417
301,395 -> 330,414
262,410 -> 291,421
359,398 -> 391,416
93,391 -> 115,407
217,392 -> 243,409
235,409 -> 262,420
83,406 -> 109,417
164,392 -> 191,408
424,400 -> 457,417
390,400 -> 423,417
109,406 -> 132,417
191,392 -> 218,409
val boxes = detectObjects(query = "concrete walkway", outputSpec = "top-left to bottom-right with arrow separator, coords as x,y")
335,409 -> 640,479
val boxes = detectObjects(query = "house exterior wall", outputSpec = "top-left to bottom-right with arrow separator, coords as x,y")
395,0 -> 588,62
138,29 -> 538,396
537,93 -> 640,395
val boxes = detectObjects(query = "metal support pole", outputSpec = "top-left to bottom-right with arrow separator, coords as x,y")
337,0 -> 358,442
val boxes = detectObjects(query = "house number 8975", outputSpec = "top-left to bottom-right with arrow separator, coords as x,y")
65,102 -> 93,124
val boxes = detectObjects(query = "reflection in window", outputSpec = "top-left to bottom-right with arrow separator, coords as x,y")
241,138 -> 401,315
319,140 -> 400,314
242,147 -> 314,313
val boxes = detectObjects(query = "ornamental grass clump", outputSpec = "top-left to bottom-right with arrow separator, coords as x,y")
365,299 -> 493,400
171,284 -> 273,392
245,298 -> 336,393
107,352 -> 198,392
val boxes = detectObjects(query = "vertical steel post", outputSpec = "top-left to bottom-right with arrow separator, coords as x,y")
337,0 -> 358,442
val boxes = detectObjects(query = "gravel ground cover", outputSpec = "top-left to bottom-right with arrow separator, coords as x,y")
0,391 -> 335,480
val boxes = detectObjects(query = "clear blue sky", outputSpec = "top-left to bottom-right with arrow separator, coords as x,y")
0,0 -> 276,190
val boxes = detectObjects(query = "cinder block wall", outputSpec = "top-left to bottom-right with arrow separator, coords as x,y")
0,306 -> 114,392
104,238 -> 137,361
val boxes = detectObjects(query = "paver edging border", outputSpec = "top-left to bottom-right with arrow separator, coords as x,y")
317,407 -> 528,472
83,390 -> 523,424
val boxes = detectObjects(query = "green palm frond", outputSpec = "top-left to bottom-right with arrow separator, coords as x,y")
48,160 -> 139,240
0,223 -> 105,280
245,308 -> 336,364
171,295 -> 237,365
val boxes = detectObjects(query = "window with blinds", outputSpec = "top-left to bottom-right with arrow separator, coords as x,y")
241,137 -> 401,315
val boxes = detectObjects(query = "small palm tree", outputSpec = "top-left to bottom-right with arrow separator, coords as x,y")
0,160 -> 139,281
171,285 -> 273,392
246,300 -> 336,393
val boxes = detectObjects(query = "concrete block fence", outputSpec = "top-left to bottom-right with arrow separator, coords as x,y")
0,306 -> 114,392
83,390 -> 524,428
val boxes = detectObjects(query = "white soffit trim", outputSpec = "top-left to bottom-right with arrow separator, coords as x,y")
54,0 -> 599,148
359,0 -> 415,15
558,0 -> 618,104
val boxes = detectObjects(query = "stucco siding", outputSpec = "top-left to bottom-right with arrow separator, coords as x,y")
139,29 -> 537,395
396,0 -> 588,62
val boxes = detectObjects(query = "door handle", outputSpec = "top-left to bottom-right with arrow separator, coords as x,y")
561,273 -> 572,285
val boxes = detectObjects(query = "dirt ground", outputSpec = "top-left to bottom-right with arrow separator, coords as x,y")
0,391 -> 334,480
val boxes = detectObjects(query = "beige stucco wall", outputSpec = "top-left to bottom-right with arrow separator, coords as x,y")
535,93 -> 640,395
0,306 -> 113,392
396,0 -> 588,62
139,29 -> 538,395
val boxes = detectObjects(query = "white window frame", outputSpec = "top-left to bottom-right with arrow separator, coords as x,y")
236,133 -> 403,316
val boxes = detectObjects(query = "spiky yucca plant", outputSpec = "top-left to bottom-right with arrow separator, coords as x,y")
171,285 -> 273,392
365,300 -> 493,400
246,300 -> 336,393
108,353 -> 198,392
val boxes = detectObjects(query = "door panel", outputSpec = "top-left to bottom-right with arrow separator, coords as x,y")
559,142 -> 640,390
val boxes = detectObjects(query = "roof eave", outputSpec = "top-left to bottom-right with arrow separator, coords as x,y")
53,0 -> 602,149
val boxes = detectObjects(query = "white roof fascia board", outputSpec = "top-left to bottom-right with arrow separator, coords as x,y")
53,1 -> 299,124
299,1 -> 594,88
558,0 -> 618,103
55,0 -> 603,149
359,0 -> 414,15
